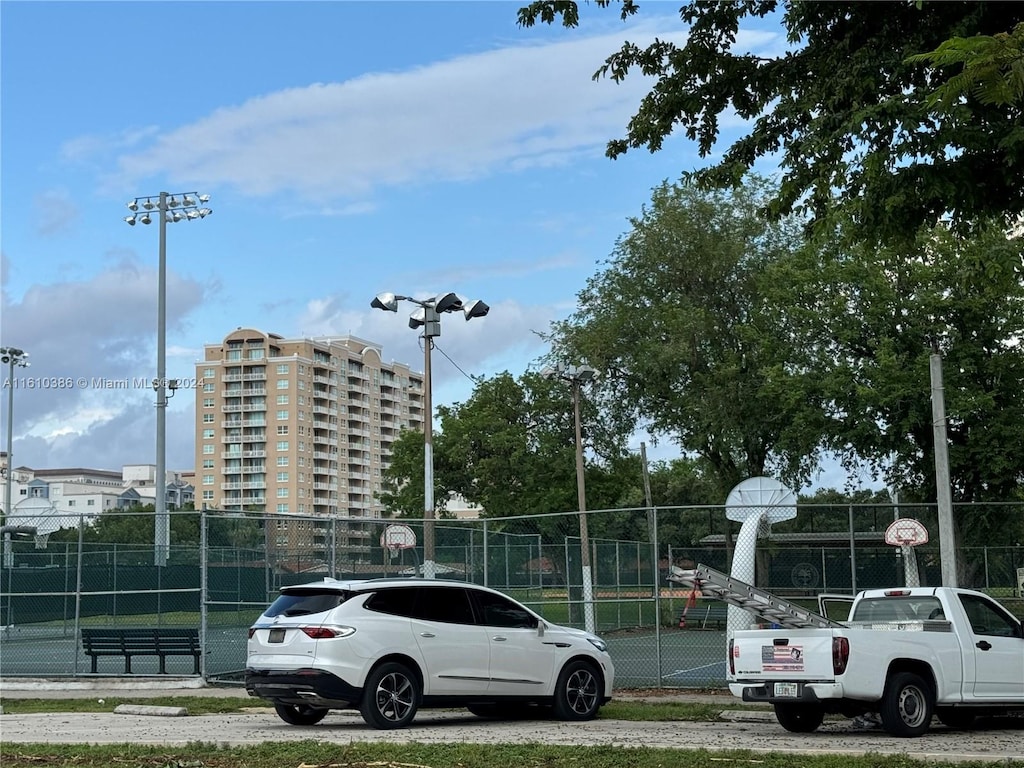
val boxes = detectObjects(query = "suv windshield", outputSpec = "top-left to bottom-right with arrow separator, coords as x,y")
264,588 -> 353,618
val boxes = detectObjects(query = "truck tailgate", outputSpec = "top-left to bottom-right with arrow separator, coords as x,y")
731,629 -> 836,680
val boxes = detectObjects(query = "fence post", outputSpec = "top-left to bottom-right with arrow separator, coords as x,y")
200,506 -> 208,679
482,519 -> 489,588
73,515 -> 84,676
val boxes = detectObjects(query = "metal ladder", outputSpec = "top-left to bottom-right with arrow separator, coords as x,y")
667,563 -> 845,629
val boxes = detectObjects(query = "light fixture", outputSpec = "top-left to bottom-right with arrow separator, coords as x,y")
370,290 -> 489,579
122,191 -> 212,567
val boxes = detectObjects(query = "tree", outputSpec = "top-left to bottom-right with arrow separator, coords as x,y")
548,176 -> 824,496
766,217 -> 1024,546
909,22 -> 1024,109
377,371 -> 637,534
517,1 -> 1024,243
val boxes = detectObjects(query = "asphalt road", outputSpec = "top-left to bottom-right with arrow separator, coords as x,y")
1,689 -> 1022,763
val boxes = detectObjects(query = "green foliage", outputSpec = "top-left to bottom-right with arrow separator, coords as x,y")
908,22 -> 1024,108
44,506 -> 263,549
548,177 -> 823,495
767,217 -> 1024,542
517,2 -> 1024,243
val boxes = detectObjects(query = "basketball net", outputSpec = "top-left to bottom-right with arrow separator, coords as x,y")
387,545 -> 401,561
33,532 -> 50,550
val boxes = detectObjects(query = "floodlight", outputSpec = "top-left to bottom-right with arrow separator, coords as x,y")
463,299 -> 489,320
371,292 -> 399,312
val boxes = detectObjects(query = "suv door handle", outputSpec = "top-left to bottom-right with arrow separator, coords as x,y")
976,640 -> 992,651
492,636 -> 507,642
420,632 -> 436,638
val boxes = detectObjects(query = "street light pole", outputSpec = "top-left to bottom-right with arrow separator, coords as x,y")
371,292 -> 489,579
1,347 -> 30,569
124,192 -> 212,566
543,363 -> 597,634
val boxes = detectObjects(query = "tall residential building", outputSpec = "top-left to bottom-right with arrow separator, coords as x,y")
194,328 -> 424,553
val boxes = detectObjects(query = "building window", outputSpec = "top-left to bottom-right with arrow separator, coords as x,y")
203,490 -> 214,500
203,475 -> 214,485
277,441 -> 289,451
276,410 -> 288,420
277,425 -> 288,435
276,456 -> 289,466
203,459 -> 214,469
68,500 -> 76,507
203,413 -> 215,424
203,383 -> 215,392
203,398 -> 215,408
277,380 -> 288,389
277,504 -> 289,513
277,394 -> 289,405
203,445 -> 215,455
203,429 -> 215,439
277,487 -> 289,498
87,499 -> 95,506
277,472 -> 289,482
277,364 -> 289,374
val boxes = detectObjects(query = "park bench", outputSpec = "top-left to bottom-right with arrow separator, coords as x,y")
80,627 -> 200,674
679,602 -> 729,629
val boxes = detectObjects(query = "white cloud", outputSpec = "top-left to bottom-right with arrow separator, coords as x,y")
93,23 -> 787,202
1,258 -> 207,467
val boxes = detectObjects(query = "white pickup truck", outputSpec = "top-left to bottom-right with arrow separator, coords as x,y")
728,585 -> 1024,737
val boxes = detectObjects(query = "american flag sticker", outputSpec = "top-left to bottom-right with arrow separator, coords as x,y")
761,645 -> 804,671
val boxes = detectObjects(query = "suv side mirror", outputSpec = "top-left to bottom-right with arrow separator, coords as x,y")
537,621 -> 545,637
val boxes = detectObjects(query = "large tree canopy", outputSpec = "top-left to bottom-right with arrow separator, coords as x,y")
547,176 -> 823,496
518,1 -> 1024,243
767,217 -> 1024,520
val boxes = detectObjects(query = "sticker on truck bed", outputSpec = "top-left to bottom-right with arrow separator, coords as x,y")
762,645 -> 804,672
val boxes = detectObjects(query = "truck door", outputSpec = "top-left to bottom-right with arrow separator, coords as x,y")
957,593 -> 1024,700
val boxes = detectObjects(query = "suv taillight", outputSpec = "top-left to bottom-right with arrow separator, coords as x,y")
301,626 -> 344,639
832,636 -> 850,675
728,639 -> 735,676
248,628 -> 256,639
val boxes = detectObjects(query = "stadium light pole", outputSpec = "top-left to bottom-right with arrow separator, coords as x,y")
1,347 -> 30,569
542,363 -> 598,634
124,192 -> 212,566
370,291 -> 489,579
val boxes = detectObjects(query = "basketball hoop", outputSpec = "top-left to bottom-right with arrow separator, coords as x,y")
380,524 -> 416,561
33,532 -> 50,550
884,518 -> 928,547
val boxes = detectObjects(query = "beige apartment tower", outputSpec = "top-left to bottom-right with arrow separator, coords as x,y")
195,329 -> 424,554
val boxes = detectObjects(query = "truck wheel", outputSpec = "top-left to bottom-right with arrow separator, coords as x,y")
773,703 -> 824,733
935,708 -> 976,730
880,672 -> 934,737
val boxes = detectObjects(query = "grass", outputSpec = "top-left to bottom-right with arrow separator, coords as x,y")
0,740 -> 1014,768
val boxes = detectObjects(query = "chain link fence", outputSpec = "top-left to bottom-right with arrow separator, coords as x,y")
1,504 -> 1022,688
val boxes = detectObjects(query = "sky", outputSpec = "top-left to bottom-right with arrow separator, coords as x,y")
0,0 -> 859,492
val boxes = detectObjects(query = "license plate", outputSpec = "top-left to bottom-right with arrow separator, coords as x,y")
774,682 -> 798,697
268,628 -> 285,643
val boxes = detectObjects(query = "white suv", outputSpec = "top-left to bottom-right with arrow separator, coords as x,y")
245,578 -> 614,729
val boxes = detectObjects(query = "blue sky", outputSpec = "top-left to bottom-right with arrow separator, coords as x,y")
1,1 -> 857,490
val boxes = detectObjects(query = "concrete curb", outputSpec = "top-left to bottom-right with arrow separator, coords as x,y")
113,704 -> 189,717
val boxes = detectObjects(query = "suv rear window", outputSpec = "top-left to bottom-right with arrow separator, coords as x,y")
265,588 -> 353,618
